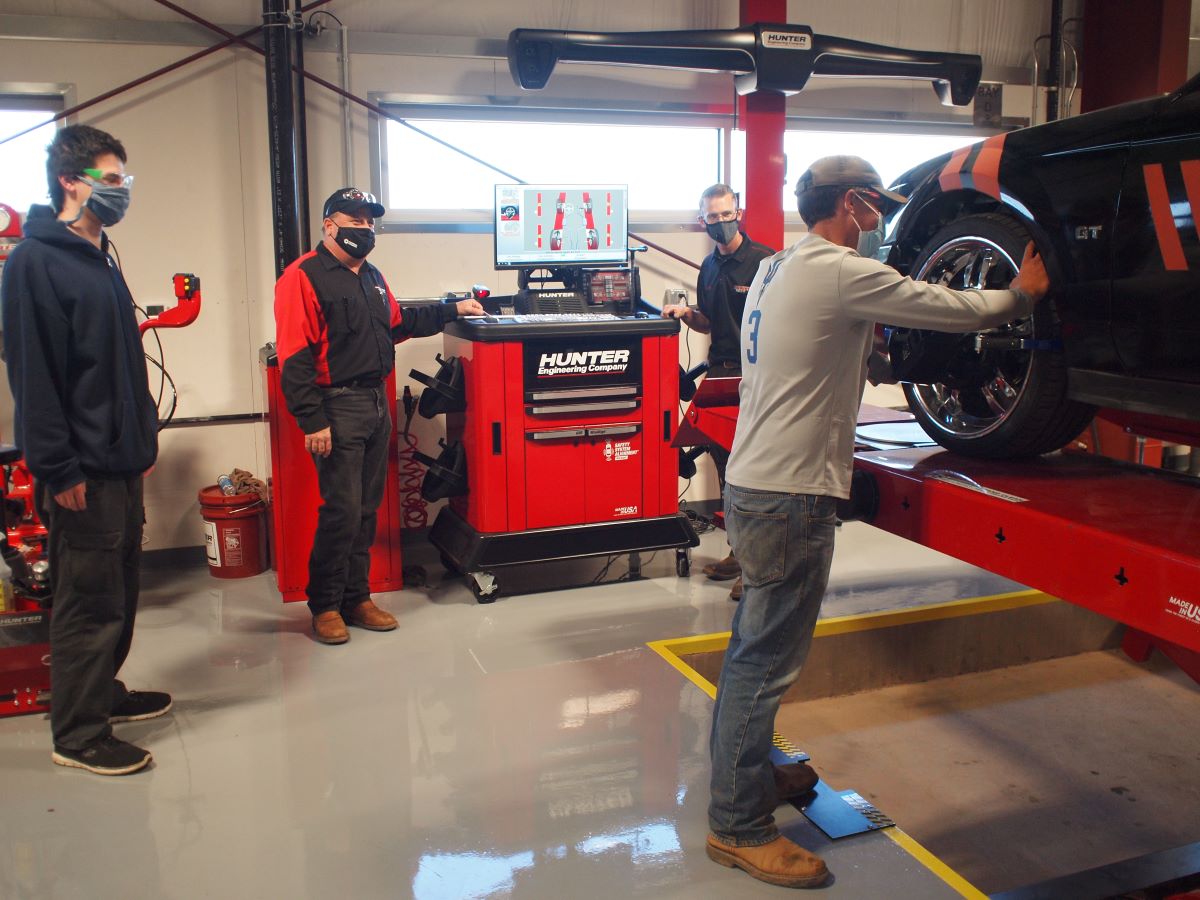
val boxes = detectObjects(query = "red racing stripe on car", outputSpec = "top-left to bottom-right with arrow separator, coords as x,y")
1181,159 -> 1200,241
1143,163 -> 1188,271
938,145 -> 972,192
970,134 -> 1007,201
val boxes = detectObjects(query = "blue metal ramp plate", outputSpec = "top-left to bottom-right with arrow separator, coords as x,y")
770,744 -> 895,840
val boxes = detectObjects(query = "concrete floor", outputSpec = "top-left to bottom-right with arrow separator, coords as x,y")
0,520 -> 1184,899
777,650 -> 1200,896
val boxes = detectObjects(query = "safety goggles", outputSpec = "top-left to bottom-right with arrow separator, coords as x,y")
701,210 -> 740,225
852,191 -> 883,219
81,168 -> 134,189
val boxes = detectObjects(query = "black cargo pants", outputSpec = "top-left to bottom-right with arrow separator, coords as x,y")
36,475 -> 143,751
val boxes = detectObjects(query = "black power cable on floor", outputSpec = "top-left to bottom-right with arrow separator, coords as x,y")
680,506 -> 716,535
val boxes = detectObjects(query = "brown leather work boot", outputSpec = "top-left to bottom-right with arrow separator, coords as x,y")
774,762 -> 819,800
703,552 -> 741,581
312,610 -> 349,645
345,599 -> 398,632
706,834 -> 830,888
729,577 -> 743,602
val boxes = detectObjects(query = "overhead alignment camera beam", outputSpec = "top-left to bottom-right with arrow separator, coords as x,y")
508,23 -> 982,106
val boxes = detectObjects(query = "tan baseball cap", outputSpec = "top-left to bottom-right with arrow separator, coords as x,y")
793,155 -> 908,205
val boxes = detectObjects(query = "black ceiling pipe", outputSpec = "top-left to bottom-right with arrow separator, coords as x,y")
292,0 -> 311,248
263,0 -> 302,277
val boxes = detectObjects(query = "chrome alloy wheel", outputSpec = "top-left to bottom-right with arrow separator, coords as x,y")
906,234 -> 1034,440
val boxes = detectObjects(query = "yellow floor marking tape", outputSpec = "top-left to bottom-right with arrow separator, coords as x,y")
646,588 -> 1055,899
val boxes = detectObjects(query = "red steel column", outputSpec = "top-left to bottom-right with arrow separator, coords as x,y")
1080,0 -> 1191,112
739,0 -> 787,250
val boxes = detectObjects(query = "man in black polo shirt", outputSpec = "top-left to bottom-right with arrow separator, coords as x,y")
663,184 -> 775,597
274,187 -> 484,644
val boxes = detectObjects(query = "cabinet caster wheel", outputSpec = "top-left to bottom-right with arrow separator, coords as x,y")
468,571 -> 499,603
675,547 -> 691,577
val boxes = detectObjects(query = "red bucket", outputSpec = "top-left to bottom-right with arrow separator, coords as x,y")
198,486 -> 268,578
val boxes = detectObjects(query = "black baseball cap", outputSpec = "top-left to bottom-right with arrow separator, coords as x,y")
322,187 -> 385,219
793,156 -> 908,206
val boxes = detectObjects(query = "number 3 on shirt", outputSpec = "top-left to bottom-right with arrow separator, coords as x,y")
746,309 -> 762,364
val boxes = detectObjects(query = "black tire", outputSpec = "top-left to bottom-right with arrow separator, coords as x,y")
675,549 -> 690,577
899,213 -> 1095,458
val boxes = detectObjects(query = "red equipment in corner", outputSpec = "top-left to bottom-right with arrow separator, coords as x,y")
1,203 -> 51,717
0,202 -> 21,273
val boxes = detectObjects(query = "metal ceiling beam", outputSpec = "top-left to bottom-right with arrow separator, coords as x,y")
0,13 -> 253,47
0,1 -> 331,150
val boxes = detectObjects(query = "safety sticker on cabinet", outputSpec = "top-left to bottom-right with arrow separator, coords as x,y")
603,440 -> 639,462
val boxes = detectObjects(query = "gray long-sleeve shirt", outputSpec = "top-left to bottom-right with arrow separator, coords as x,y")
726,233 -> 1035,499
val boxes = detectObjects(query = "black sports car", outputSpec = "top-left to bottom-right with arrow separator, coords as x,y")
882,72 -> 1200,457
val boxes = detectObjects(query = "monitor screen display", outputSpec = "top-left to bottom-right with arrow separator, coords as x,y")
494,184 -> 629,269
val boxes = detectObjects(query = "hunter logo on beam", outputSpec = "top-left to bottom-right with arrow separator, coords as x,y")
761,31 -> 812,50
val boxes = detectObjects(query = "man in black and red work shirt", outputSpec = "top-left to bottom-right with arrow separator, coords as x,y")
274,187 -> 484,644
662,184 -> 775,598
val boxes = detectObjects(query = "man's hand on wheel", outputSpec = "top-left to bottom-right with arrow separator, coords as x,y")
1011,241 -> 1050,303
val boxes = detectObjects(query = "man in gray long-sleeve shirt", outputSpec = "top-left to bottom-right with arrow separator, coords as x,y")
705,156 -> 1049,889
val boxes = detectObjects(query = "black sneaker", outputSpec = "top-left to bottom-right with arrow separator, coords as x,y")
110,690 -> 173,723
52,736 -> 152,775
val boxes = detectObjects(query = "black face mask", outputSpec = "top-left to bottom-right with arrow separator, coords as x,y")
335,225 -> 375,259
705,220 -> 740,245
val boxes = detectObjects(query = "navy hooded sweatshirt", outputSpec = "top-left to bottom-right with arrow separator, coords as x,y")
1,205 -> 157,495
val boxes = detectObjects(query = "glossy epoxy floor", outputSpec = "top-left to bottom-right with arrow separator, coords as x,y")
0,523 -> 1027,899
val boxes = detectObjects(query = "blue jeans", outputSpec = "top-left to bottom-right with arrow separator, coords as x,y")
708,483 -> 838,845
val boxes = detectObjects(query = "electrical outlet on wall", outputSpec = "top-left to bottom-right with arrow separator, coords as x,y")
663,288 -> 690,307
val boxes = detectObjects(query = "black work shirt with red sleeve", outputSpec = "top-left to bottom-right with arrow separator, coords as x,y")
696,232 -> 775,367
274,242 -> 458,434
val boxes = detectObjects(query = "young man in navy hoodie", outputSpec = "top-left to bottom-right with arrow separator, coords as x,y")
2,125 -> 168,776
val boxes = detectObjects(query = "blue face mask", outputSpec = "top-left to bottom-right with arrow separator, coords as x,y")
852,192 -> 885,259
83,180 -> 131,227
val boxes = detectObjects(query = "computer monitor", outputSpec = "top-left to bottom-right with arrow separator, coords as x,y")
494,184 -> 629,270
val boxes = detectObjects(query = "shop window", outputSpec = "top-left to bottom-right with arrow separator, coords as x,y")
0,97 -> 62,214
